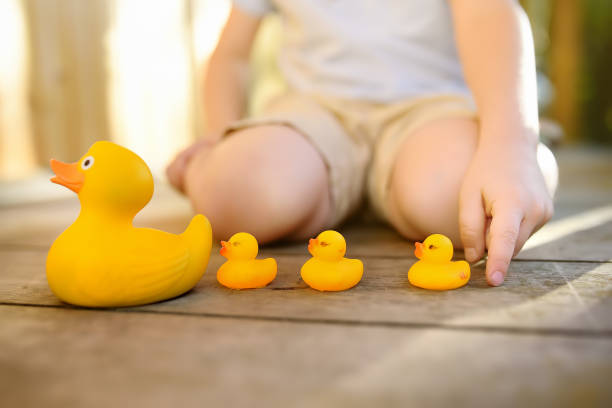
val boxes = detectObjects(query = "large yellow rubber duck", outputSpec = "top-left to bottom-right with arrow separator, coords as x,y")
217,232 -> 277,289
46,141 -> 212,307
408,234 -> 470,290
300,230 -> 363,291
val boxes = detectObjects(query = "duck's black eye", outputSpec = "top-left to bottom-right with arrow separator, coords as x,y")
81,156 -> 94,170
320,241 -> 329,247
428,244 -> 437,250
233,241 -> 240,246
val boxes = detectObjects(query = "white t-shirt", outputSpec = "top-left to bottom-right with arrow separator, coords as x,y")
233,0 -> 471,102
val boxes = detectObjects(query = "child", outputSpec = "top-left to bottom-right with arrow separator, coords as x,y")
167,0 -> 558,287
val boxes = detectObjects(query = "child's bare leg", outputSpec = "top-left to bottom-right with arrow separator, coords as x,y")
387,117 -> 558,246
183,125 -> 331,243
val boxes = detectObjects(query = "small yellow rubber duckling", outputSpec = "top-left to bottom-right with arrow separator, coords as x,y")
47,141 -> 213,307
300,230 -> 363,291
408,234 -> 470,290
217,232 -> 277,289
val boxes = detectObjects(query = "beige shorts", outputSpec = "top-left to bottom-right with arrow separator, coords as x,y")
225,92 -> 477,228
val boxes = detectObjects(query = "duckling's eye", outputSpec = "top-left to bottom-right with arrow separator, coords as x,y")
320,241 -> 329,247
428,244 -> 437,250
81,156 -> 94,170
232,241 -> 240,247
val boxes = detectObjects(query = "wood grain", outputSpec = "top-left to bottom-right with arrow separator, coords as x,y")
0,0 -> 36,179
2,246 -> 611,333
1,305 -> 610,408
1,148 -> 612,407
24,0 -> 112,162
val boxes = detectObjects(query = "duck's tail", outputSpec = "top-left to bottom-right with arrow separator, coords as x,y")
457,260 -> 471,281
179,214 -> 213,286
262,258 -> 278,283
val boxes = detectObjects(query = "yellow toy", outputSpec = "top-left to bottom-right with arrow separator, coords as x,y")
408,234 -> 470,290
300,230 -> 363,291
217,232 -> 277,289
46,141 -> 212,307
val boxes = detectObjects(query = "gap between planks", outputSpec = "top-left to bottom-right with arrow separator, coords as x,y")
1,302 -> 611,339
0,244 -> 610,264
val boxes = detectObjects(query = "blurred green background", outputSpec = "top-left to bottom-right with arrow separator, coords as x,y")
522,0 -> 611,144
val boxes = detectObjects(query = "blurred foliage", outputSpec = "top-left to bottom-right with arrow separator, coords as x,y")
581,0 -> 612,144
524,0 -> 611,144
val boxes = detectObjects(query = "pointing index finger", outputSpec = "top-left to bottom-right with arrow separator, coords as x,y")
486,205 -> 523,286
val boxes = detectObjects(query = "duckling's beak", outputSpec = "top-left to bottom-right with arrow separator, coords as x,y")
50,159 -> 85,193
414,242 -> 424,259
308,238 -> 318,255
308,238 -> 318,249
220,241 -> 229,257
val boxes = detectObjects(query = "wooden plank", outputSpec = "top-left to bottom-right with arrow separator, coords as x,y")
106,0 -> 198,174
516,219 -> 612,262
548,0 -> 582,142
0,182 -> 193,248
2,191 -> 612,263
514,147 -> 612,261
0,305 -> 611,408
552,147 -> 612,219
0,0 -> 36,180
2,247 -> 611,332
24,0 -> 112,162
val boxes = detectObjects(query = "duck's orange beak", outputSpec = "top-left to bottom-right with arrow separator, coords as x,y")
414,241 -> 424,259
220,241 -> 229,257
308,238 -> 318,250
308,238 -> 319,256
50,159 -> 84,193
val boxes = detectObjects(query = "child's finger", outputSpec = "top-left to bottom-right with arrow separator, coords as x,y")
513,206 -> 551,256
486,206 -> 523,286
459,189 -> 486,262
514,218 -> 538,257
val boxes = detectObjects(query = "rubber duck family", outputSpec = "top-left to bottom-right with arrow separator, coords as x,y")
47,141 -> 471,308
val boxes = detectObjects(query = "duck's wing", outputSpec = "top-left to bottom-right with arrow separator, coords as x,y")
78,237 -> 190,306
257,258 -> 278,282
260,258 -> 278,273
454,260 -> 471,281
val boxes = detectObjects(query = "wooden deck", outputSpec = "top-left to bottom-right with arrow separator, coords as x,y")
1,147 -> 611,407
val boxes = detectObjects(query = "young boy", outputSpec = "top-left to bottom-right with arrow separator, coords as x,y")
167,0 -> 558,287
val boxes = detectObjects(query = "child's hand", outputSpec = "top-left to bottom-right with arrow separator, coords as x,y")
166,139 -> 216,192
459,141 -> 553,286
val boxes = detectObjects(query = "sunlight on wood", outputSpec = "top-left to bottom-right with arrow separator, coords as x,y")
25,0 -> 111,163
0,0 -> 35,181
523,205 -> 612,254
107,0 -> 197,176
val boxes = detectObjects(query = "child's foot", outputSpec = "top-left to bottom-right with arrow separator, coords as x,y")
166,139 -> 215,192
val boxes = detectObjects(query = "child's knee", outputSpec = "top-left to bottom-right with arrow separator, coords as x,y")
384,118 -> 478,243
388,168 -> 462,243
183,125 -> 330,241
